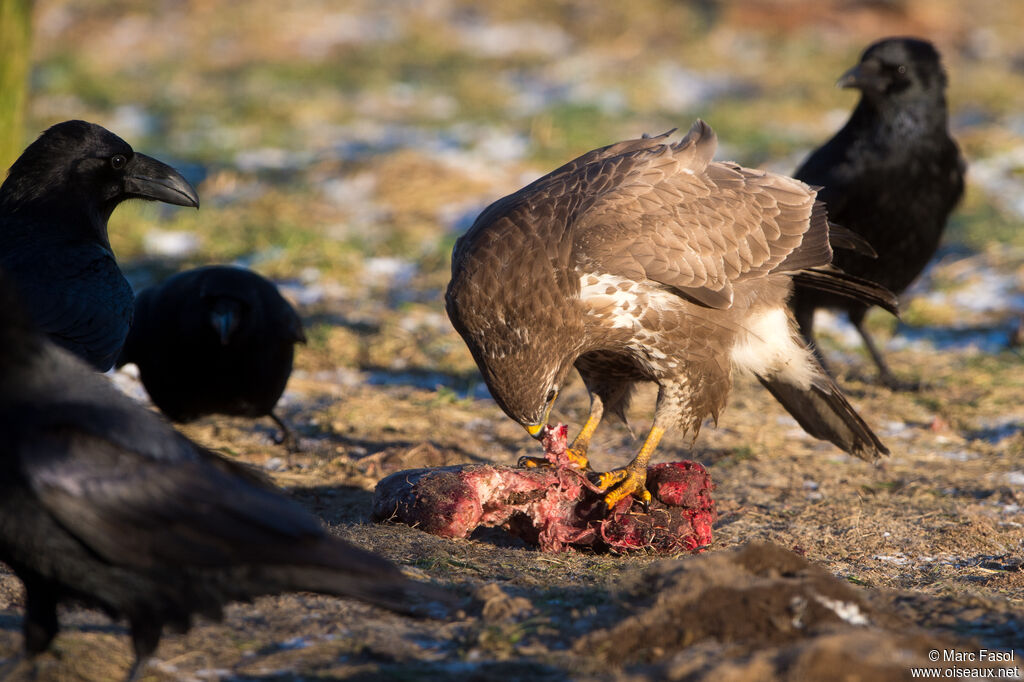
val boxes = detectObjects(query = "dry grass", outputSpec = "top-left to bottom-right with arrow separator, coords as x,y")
2,0 -> 1023,679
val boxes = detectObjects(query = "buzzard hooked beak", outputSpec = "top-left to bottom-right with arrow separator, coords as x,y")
524,390 -> 558,439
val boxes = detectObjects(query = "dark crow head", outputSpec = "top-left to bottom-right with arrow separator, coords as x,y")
1,120 -> 199,223
196,267 -> 261,345
838,37 -> 947,103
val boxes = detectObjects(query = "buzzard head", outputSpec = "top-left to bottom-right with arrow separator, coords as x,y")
447,276 -> 579,439
469,338 -> 576,439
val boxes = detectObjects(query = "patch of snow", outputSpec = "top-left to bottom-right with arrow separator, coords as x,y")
935,449 -> 973,462
276,280 -> 325,306
438,200 -> 487,234
968,415 -> 1024,444
321,172 -> 377,206
888,326 -> 1011,354
811,309 -> 864,348
1004,471 -> 1024,487
473,129 -> 529,163
233,247 -> 285,268
454,20 -> 572,58
363,257 -> 417,288
278,636 -> 310,650
289,12 -> 402,56
969,144 -> 1024,220
812,593 -> 870,626
107,104 -> 156,140
655,63 -> 757,111
880,420 -> 912,439
234,147 -> 314,173
143,229 -> 200,258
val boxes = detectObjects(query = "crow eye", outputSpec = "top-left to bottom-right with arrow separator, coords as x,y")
545,389 -> 557,403
896,65 -> 906,74
110,154 -> 127,169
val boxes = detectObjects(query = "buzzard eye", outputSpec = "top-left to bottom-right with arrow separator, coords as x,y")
110,154 -> 127,169
545,389 -> 557,403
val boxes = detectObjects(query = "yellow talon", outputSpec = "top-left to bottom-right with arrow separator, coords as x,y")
597,466 -> 650,509
565,447 -> 590,470
596,469 -> 628,489
517,455 -> 547,468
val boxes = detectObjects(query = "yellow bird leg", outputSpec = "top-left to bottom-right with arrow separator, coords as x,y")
566,410 -> 602,470
598,425 -> 664,509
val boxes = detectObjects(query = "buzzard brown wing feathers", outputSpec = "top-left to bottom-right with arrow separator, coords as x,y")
572,120 -> 831,309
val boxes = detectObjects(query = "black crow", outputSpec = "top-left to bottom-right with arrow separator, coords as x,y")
790,37 -> 966,389
0,272 -> 442,681
118,265 -> 307,451
0,120 -> 200,371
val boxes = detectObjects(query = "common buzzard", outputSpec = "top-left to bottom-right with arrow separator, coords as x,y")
446,120 -> 892,509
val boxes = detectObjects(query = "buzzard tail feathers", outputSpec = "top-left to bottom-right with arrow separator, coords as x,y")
756,371 -> 889,461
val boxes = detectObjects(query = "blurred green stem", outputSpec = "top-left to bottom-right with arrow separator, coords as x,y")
0,0 -> 32,172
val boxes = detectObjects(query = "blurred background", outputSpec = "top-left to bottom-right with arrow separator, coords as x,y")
4,0 -> 1024,388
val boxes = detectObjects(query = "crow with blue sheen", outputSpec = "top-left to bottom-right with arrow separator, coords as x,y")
0,272 -> 443,682
0,120 -> 200,371
447,120 -> 896,510
118,265 -> 306,451
790,37 -> 966,390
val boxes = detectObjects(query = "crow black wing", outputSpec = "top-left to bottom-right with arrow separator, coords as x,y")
1,237 -> 133,371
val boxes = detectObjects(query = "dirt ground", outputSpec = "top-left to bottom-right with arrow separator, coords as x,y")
3,0 -> 1024,679
2,342 -> 1022,681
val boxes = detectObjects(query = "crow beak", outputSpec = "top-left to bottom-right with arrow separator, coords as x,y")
124,153 -> 200,208
210,310 -> 235,345
835,64 -> 863,89
836,60 -> 887,92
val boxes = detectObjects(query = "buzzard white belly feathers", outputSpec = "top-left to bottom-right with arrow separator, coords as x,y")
730,306 -> 815,390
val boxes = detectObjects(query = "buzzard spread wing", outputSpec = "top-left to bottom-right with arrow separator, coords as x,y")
572,120 -> 832,309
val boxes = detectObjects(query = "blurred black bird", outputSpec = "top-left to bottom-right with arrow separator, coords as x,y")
0,120 -> 200,371
0,271 -> 442,681
118,265 -> 306,451
790,37 -> 966,389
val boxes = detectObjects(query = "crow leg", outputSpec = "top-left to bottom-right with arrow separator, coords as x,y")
125,619 -> 162,682
22,580 -> 58,659
849,309 -> 918,390
270,411 -> 301,455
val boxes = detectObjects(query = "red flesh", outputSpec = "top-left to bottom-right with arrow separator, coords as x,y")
372,424 -> 715,553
